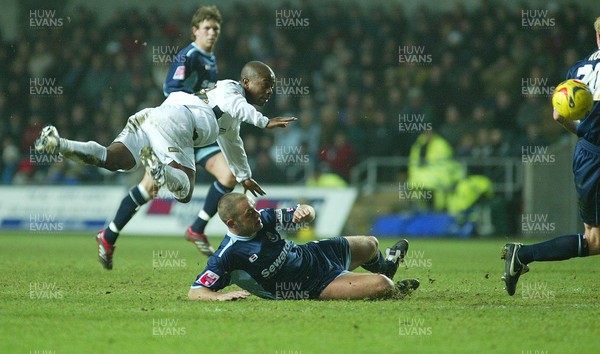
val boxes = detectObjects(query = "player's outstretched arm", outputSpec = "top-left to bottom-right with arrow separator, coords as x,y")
266,117 -> 298,129
188,287 -> 250,301
293,204 -> 315,223
553,108 -> 578,135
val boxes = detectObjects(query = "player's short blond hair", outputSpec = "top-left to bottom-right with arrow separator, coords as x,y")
217,193 -> 249,224
595,16 -> 600,34
191,5 -> 222,40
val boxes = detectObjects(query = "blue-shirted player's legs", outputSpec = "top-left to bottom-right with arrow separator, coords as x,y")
185,151 -> 236,256
319,236 -> 419,300
502,138 -> 600,295
502,227 -> 597,296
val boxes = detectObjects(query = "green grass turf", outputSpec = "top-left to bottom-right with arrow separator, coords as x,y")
1,231 -> 600,354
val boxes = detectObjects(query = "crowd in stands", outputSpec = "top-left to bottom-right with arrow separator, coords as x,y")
0,0 -> 596,186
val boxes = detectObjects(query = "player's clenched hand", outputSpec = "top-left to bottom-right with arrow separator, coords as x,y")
266,117 -> 297,129
216,290 -> 251,301
292,205 -> 315,223
241,178 -> 266,197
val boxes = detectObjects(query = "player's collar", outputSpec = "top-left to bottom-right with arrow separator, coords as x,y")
226,230 -> 257,241
191,42 -> 214,57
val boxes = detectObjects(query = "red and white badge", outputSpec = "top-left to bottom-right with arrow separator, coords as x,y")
173,66 -> 186,80
198,270 -> 220,287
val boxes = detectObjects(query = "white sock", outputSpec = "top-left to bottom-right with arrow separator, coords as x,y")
165,166 -> 190,200
108,222 -> 120,234
198,210 -> 210,221
137,183 -> 152,201
59,138 -> 107,166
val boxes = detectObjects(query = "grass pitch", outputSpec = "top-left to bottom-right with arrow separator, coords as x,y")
1,231 -> 599,353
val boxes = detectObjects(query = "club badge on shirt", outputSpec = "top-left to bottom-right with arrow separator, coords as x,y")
173,66 -> 186,80
198,270 -> 220,287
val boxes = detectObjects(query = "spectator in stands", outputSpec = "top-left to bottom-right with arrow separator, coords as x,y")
319,130 -> 356,182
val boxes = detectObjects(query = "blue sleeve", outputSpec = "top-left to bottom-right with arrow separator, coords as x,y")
566,59 -> 586,80
190,256 -> 231,291
260,207 -> 298,229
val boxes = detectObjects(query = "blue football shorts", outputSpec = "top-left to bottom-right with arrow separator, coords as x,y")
573,138 -> 600,225
299,237 -> 351,298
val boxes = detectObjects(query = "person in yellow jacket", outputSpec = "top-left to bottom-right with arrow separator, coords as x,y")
407,131 -> 464,211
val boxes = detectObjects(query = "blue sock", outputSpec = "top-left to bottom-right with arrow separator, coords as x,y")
103,185 -> 150,244
190,181 -> 233,234
517,234 -> 589,264
362,251 -> 386,273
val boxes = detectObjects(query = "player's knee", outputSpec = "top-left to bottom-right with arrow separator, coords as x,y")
585,232 -> 600,253
374,274 -> 395,293
366,236 -> 379,258
105,143 -> 135,171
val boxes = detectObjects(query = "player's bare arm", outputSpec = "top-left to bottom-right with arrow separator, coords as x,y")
188,287 -> 250,301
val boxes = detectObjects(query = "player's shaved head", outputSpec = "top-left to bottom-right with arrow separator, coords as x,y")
240,61 -> 275,81
595,16 -> 600,34
218,192 -> 250,223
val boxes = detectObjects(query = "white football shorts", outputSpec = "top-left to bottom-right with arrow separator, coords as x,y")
113,105 -> 199,172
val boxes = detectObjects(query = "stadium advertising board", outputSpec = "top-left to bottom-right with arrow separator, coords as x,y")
0,186 -> 357,237
0,186 -> 123,232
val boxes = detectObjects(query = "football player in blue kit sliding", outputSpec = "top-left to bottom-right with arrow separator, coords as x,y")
502,16 -> 600,296
188,193 -> 420,301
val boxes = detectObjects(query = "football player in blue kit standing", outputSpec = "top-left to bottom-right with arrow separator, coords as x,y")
188,193 -> 420,301
502,16 -> 600,296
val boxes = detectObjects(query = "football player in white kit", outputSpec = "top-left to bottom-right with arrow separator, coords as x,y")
35,61 -> 296,269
